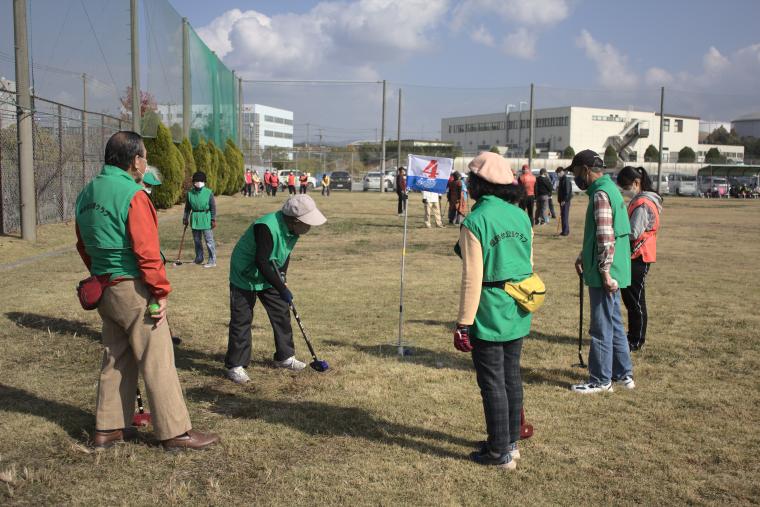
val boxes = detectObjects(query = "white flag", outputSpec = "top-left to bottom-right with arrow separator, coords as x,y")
407,155 -> 453,194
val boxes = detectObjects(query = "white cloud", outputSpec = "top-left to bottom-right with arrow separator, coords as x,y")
470,25 -> 495,46
644,67 -> 673,87
197,1 -> 449,80
502,28 -> 537,59
575,29 -> 637,90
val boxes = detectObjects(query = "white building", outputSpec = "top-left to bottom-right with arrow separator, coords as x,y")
241,104 -> 293,158
442,106 -> 744,163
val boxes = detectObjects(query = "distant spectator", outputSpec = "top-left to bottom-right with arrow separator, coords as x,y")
422,190 -> 444,228
321,173 -> 331,196
447,171 -> 467,224
287,171 -> 297,195
299,172 -> 309,194
534,168 -> 553,225
252,170 -> 261,197
518,165 -> 536,224
270,171 -> 280,197
264,169 -> 272,196
556,166 -> 573,236
396,167 -> 407,215
244,169 -> 253,197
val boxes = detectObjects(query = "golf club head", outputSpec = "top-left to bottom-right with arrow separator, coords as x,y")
132,412 -> 152,427
172,261 -> 183,266
310,359 -> 329,372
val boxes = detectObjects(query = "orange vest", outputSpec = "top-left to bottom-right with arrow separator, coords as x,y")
271,175 -> 279,186
519,173 -> 536,197
628,197 -> 659,263
288,174 -> 296,186
299,175 -> 308,184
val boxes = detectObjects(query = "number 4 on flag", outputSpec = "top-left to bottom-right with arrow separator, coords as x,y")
422,160 -> 438,179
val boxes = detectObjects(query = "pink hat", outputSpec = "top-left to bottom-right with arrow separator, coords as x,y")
468,152 -> 514,185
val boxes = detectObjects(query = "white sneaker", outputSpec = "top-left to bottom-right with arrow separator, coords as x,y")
203,262 -> 217,268
614,376 -> 635,390
226,366 -> 250,384
275,356 -> 306,371
570,382 -> 613,394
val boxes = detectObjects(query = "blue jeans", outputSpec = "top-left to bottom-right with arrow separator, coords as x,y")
587,287 -> 633,384
192,229 -> 216,264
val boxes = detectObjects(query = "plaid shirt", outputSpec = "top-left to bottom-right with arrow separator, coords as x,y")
593,190 -> 615,273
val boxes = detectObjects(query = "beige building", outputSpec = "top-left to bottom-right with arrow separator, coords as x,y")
442,106 -> 744,163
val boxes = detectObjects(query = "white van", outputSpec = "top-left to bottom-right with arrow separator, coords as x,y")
668,173 -> 699,196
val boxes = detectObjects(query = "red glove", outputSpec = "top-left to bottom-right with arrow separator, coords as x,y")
211,219 -> 216,229
454,325 -> 472,352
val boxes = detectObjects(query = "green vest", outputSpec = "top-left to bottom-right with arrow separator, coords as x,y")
187,187 -> 213,230
75,165 -> 143,281
456,195 -> 533,342
582,174 -> 632,288
229,211 -> 298,292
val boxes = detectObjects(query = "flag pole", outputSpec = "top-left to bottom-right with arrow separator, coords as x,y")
397,158 -> 410,356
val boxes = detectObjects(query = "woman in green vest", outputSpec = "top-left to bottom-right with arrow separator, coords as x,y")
225,195 -> 327,384
183,171 -> 217,268
453,152 -> 532,470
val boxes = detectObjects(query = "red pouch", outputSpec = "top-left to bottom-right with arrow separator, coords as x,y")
76,275 -> 110,310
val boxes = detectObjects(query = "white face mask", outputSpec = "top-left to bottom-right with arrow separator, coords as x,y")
194,182 -> 205,189
621,188 -> 636,199
144,187 -> 152,195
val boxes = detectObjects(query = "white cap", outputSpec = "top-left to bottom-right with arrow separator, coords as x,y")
281,195 -> 327,226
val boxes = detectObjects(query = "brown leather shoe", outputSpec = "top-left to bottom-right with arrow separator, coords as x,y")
93,427 -> 138,449
161,430 -> 220,451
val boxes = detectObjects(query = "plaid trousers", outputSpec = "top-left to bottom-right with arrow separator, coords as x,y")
471,337 -> 523,453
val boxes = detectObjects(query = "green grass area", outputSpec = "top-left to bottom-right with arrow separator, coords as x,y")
1,192 -> 759,505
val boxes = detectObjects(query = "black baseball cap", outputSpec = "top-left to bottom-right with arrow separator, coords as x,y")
192,171 -> 207,183
567,149 -> 605,172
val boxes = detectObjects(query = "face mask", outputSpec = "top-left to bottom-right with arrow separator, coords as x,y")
574,174 -> 588,190
194,182 -> 205,189
144,187 -> 152,195
621,188 -> 635,198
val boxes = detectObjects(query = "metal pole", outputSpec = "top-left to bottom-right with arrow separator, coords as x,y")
306,123 -> 310,160
130,0 -> 140,133
397,160 -> 409,356
14,0 -> 36,240
397,88 -> 402,170
528,83 -> 534,169
656,86 -> 665,193
0,105 -> 4,233
182,17 -> 190,138
237,74 -> 243,147
58,104 -> 64,220
380,79 -> 386,191
82,74 -> 87,186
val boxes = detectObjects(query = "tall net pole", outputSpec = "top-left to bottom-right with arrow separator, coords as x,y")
182,17 -> 190,138
397,88 -> 402,169
528,83 -> 534,169
656,86 -> 665,193
380,79 -> 386,191
130,0 -> 140,133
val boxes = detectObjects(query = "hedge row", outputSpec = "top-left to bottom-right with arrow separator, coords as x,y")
144,122 -> 245,209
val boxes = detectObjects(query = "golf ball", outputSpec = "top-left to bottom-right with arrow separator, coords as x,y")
148,303 -> 161,315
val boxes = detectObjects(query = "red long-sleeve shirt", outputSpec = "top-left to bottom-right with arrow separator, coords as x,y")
76,191 -> 172,299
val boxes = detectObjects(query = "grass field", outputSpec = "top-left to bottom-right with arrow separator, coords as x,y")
1,191 -> 759,505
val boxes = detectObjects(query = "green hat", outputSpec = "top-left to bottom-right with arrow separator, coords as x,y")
143,170 -> 162,186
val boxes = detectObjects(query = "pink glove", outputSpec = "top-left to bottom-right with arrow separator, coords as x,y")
454,325 -> 473,352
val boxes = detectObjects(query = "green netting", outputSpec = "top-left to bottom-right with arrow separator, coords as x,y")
188,26 -> 237,149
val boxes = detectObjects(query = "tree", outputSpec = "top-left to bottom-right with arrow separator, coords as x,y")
562,145 -> 575,159
678,146 -> 696,163
604,145 -> 619,168
143,123 -> 183,209
177,137 -> 196,199
644,144 -> 659,162
119,86 -> 157,121
207,141 -> 224,195
224,139 -> 245,195
192,139 -> 212,190
705,126 -> 741,146
704,147 -> 726,164
489,145 -> 501,154
524,146 -> 538,158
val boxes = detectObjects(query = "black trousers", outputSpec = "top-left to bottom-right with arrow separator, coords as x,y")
520,197 -> 535,224
265,184 -> 271,196
471,337 -> 523,453
271,186 -> 278,197
288,185 -> 296,195
299,185 -> 307,194
397,193 -> 407,214
621,258 -> 650,350
548,196 -> 556,218
560,200 -> 571,235
225,284 -> 296,368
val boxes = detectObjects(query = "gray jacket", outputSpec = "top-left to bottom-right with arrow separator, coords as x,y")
629,191 -> 662,240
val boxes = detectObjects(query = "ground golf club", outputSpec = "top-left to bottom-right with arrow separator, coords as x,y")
575,273 -> 586,368
131,388 -> 151,427
172,224 -> 188,266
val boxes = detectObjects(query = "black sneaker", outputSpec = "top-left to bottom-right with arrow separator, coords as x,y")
469,447 -> 516,469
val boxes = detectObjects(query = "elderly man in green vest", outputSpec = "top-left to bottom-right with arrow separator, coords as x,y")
75,131 -> 219,450
567,150 -> 634,394
224,195 -> 327,384
183,171 -> 217,268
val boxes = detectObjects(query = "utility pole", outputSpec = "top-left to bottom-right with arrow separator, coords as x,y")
505,104 -> 515,155
14,0 -> 35,240
58,104 -> 64,220
130,0 -> 140,133
182,17 -> 190,138
380,79 -> 387,191
518,101 -> 527,157
82,73 -> 88,186
528,83 -> 535,169
234,71 -> 242,146
396,88 -> 403,171
306,123 -> 310,160
656,86 -> 665,193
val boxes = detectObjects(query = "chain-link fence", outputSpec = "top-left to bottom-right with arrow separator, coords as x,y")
0,96 -> 122,233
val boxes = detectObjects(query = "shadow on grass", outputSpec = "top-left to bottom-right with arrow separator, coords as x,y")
4,311 -> 231,378
0,384 -> 92,440
186,386 -> 469,460
323,339 -> 580,386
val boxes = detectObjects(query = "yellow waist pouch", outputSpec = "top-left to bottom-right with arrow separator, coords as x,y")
504,273 -> 546,313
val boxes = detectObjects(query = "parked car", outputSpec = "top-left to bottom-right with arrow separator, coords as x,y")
699,176 -> 729,197
276,170 -> 317,190
668,173 -> 699,196
330,171 -> 352,191
362,171 -> 395,192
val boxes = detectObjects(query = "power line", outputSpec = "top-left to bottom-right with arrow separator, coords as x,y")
79,0 -> 119,94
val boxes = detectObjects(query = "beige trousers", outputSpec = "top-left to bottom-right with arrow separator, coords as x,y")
424,201 -> 443,227
95,280 -> 191,440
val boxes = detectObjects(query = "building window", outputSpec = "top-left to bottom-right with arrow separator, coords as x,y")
675,119 -> 683,132
663,119 -> 670,132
